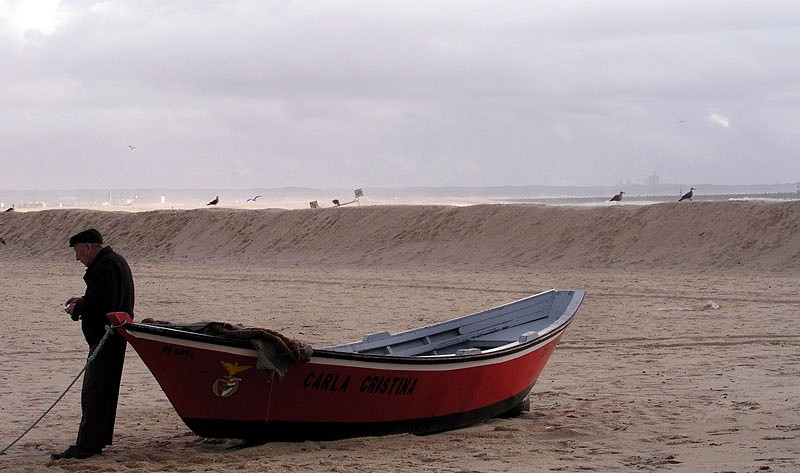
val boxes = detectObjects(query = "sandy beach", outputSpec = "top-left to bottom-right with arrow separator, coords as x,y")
1,202 -> 798,472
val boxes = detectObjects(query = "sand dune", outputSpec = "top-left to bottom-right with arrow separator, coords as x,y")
1,201 -> 799,271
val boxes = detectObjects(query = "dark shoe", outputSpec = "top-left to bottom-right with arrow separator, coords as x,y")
50,445 -> 101,460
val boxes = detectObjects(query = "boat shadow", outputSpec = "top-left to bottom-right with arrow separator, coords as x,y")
189,437 -> 268,451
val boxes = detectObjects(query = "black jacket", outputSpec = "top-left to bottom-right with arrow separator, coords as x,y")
73,246 -> 135,345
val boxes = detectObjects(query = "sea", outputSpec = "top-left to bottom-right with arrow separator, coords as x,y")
1,184 -> 799,211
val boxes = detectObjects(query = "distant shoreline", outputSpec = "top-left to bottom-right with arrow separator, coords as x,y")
2,190 -> 798,212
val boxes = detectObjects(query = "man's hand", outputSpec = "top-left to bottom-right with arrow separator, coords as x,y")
64,297 -> 81,320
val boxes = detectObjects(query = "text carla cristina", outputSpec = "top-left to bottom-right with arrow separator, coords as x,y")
302,371 -> 418,396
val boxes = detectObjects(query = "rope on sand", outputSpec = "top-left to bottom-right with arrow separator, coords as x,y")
0,324 -> 119,455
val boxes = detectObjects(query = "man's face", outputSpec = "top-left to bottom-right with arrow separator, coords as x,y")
72,244 -> 94,267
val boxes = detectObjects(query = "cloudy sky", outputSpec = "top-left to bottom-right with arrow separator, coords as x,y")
2,0 -> 799,189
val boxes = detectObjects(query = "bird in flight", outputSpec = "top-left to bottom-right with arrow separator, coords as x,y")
128,145 -> 135,150
609,191 -> 625,202
207,196 -> 219,206
679,188 -> 695,202
247,195 -> 261,202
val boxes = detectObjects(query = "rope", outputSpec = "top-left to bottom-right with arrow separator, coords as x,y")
0,324 -> 120,455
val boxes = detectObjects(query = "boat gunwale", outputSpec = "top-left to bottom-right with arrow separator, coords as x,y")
117,312 -> 576,365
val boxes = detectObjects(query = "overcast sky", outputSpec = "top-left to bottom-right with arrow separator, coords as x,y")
2,0 -> 799,189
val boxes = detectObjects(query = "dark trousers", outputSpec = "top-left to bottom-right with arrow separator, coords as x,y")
75,333 -> 127,451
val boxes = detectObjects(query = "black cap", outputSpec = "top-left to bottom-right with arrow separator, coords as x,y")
69,229 -> 103,247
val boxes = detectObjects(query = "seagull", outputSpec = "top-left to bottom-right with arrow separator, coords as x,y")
246,195 -> 261,202
609,191 -> 625,202
332,199 -> 340,206
679,187 -> 695,202
128,145 -> 136,150
207,196 -> 219,206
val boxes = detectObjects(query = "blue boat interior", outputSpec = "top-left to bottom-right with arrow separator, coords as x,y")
326,289 -> 584,357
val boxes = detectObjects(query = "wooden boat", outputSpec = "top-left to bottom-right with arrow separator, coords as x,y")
108,289 -> 584,441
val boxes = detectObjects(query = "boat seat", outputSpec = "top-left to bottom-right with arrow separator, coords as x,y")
374,309 -> 551,356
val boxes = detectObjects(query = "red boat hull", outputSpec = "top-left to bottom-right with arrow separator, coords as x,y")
110,312 -> 568,440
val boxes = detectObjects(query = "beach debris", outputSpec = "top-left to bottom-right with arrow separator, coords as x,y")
679,187 -> 695,202
331,189 -> 365,208
0,237 -> 5,245
610,191 -> 625,202
207,196 -> 219,206
309,201 -> 319,209
697,300 -> 720,311
656,300 -> 720,312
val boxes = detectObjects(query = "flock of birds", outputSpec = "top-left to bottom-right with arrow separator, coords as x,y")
610,187 -> 695,203
205,189 -> 365,208
205,195 -> 260,206
206,187 -> 696,208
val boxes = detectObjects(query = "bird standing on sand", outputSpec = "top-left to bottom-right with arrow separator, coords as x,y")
207,196 -> 219,206
247,195 -> 261,202
610,191 -> 625,202
679,188 -> 695,202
